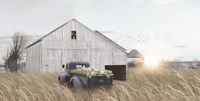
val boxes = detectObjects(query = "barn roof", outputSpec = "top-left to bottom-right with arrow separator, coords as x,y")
94,31 -> 126,51
26,19 -> 72,49
127,49 -> 143,58
26,19 -> 126,52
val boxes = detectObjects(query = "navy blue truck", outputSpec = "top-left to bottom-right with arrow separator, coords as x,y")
58,62 -> 113,88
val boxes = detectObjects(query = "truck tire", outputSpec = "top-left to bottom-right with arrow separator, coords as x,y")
70,76 -> 83,88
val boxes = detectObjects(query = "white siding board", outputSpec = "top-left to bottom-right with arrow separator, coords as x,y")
26,42 -> 42,72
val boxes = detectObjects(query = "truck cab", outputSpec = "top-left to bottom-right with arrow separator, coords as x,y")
58,62 -> 90,84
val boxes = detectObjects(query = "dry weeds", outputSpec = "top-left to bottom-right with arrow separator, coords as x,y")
0,67 -> 200,101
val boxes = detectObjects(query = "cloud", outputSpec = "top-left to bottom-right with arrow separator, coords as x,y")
118,0 -> 182,4
0,0 -> 74,36
150,0 -> 182,4
176,45 -> 188,48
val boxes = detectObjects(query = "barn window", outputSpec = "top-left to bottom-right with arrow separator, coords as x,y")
71,31 -> 76,39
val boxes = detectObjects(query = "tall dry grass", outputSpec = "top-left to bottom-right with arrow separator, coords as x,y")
0,67 -> 200,101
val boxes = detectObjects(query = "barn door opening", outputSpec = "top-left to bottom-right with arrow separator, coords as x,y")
105,65 -> 127,81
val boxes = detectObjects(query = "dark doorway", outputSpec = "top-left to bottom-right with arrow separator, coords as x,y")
105,65 -> 126,81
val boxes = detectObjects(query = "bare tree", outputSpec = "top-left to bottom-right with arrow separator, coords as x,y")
2,47 -> 11,72
4,32 -> 28,72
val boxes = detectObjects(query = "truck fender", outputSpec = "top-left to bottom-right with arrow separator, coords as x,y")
69,76 -> 83,88
58,73 -> 68,84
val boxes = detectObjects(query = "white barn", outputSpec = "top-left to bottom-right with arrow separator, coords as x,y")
26,19 -> 127,73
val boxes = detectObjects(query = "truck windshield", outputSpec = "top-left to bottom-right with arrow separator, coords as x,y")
67,62 -> 90,70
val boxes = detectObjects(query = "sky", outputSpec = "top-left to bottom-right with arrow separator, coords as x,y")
0,0 -> 200,61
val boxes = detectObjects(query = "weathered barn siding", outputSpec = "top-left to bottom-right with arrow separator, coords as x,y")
26,19 -> 127,73
26,42 -> 42,72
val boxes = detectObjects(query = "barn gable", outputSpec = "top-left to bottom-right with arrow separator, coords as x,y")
128,49 -> 143,58
26,19 -> 126,52
26,19 -> 127,73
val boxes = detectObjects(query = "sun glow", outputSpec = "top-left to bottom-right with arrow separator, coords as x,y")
144,55 -> 160,69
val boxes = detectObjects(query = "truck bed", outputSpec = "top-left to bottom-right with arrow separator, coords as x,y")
70,68 -> 113,87
78,75 -> 113,87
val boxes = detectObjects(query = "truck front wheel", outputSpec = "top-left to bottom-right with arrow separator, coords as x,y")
69,76 -> 83,88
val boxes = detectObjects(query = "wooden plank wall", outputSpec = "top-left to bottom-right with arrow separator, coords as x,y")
26,42 -> 42,72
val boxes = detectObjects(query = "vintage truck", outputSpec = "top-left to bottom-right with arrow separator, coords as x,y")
58,62 -> 113,88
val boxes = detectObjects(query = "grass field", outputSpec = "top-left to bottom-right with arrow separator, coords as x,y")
0,67 -> 200,101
